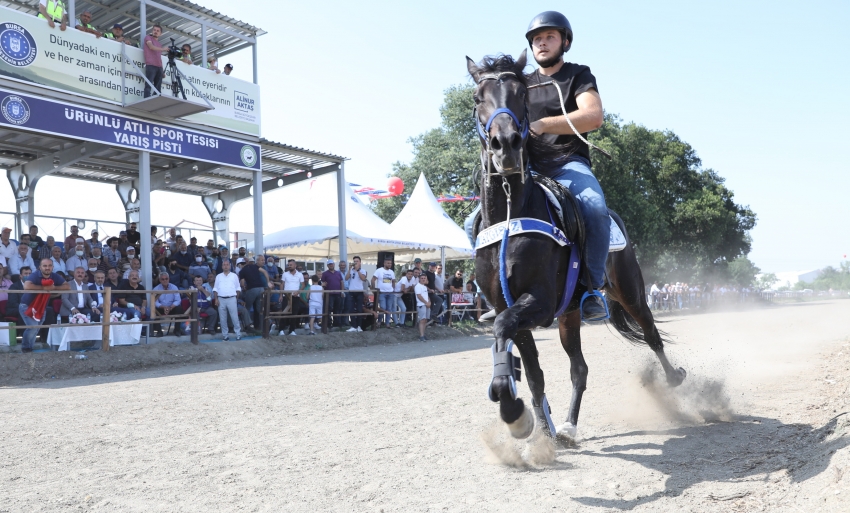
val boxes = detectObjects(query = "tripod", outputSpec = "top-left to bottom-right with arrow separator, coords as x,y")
164,58 -> 187,100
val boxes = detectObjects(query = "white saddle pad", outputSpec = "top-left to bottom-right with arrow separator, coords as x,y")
609,217 -> 626,252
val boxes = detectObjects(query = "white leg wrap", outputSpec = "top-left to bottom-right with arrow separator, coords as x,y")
555,422 -> 578,440
507,406 -> 534,439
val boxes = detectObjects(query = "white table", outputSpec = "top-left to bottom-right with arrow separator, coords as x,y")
49,323 -> 144,351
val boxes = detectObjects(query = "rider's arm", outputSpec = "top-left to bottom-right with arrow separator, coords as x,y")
530,89 -> 603,136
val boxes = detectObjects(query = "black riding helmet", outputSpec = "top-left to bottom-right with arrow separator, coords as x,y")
525,11 -> 573,53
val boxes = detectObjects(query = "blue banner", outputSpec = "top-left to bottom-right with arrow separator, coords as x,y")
0,88 -> 261,170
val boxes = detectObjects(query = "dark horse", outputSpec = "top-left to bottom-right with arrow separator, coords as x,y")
467,50 -> 686,440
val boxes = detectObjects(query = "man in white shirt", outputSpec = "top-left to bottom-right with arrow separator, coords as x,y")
371,258 -> 396,328
65,242 -> 87,272
8,243 -> 35,275
50,245 -> 67,275
414,273 -> 431,342
345,255 -> 367,333
280,258 -> 305,335
0,227 -> 17,265
212,259 -> 241,341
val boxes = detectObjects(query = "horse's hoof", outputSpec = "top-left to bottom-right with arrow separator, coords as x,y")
668,367 -> 687,387
507,406 -> 534,439
555,422 -> 577,442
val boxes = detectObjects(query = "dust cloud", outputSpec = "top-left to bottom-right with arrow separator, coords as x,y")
637,362 -> 735,425
480,420 -> 556,468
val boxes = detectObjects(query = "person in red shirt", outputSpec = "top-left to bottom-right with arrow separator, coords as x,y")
143,24 -> 168,97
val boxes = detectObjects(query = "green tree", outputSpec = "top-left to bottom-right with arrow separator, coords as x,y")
755,272 -> 779,290
728,256 -> 760,288
590,115 -> 757,284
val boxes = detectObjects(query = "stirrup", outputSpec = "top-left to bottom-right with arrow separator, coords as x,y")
579,290 -> 610,321
487,340 -> 521,403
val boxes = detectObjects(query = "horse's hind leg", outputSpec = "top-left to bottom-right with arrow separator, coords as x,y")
608,251 -> 686,387
556,309 -> 587,440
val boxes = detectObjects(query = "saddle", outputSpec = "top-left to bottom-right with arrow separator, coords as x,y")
472,174 -> 627,253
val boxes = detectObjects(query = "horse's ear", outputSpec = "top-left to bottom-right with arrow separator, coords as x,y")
466,56 -> 479,80
517,49 -> 527,71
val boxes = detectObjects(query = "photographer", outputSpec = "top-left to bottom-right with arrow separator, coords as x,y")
143,24 -> 168,98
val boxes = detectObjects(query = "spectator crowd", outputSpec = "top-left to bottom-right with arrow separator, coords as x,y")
0,224 -> 484,351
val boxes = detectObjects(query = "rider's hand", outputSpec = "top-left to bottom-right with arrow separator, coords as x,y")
529,120 -> 543,136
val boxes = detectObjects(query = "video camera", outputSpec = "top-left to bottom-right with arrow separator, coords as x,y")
166,38 -> 183,62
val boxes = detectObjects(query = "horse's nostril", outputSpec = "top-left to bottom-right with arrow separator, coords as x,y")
490,136 -> 502,151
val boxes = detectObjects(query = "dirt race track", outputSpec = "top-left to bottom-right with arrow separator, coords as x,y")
1,300 -> 849,512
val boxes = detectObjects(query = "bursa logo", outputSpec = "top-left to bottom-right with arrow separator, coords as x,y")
1,95 -> 31,125
0,23 -> 37,67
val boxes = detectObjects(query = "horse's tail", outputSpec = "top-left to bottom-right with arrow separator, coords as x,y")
607,300 -> 672,348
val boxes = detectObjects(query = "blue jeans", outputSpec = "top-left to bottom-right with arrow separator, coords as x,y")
378,293 -> 393,326
19,303 -> 44,351
463,160 -> 609,288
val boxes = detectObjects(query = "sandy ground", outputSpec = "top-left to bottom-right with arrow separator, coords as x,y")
1,300 -> 849,512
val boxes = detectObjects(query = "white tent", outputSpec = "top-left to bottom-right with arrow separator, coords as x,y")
390,173 -> 474,261
255,175 -> 437,261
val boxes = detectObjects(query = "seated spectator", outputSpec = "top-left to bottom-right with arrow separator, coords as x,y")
87,229 -> 101,250
173,241 -> 193,272
90,245 -> 107,270
125,222 -> 141,248
60,267 -> 98,322
203,239 -> 216,258
165,259 -> 189,289
153,240 -> 168,270
86,257 -> 102,283
234,257 -> 246,275
214,247 -> 231,274
4,269 -> 29,324
63,226 -> 86,257
66,240 -> 88,271
449,269 -> 465,294
223,63 -> 233,76
114,270 -> 147,321
204,272 -> 215,295
74,10 -> 101,38
9,243 -> 35,275
117,230 -> 131,257
152,272 -> 184,337
187,237 -> 201,258
89,270 -> 106,312
264,255 -> 280,283
122,258 -> 142,280
28,226 -> 44,249
17,234 -> 33,258
103,267 -> 121,290
103,237 -> 122,268
207,55 -> 221,74
191,275 -> 218,334
0,263 -> 10,301
118,246 -> 136,274
50,245 -> 67,275
180,44 -> 193,65
165,228 -> 178,248
38,235 -> 57,261
0,227 -> 17,265
38,0 -> 68,31
188,254 -> 211,282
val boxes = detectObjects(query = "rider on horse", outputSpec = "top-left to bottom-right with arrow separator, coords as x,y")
524,11 -> 609,320
465,11 -> 610,320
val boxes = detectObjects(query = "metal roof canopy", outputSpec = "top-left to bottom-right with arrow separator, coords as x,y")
0,0 -> 265,80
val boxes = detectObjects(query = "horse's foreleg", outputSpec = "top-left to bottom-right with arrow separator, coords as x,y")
556,309 -> 586,440
490,293 -> 550,439
513,330 -> 557,437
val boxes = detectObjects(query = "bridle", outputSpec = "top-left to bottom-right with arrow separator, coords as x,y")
473,72 -> 529,186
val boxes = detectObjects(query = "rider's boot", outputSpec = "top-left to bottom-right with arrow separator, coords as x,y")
582,294 -> 608,321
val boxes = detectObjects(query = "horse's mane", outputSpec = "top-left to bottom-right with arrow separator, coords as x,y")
468,54 -> 528,87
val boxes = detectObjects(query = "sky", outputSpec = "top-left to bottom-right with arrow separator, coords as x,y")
1,0 -> 848,273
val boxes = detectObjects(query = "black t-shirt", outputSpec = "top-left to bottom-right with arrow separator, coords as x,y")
240,263 -> 264,289
117,280 -> 146,306
126,229 -> 141,246
526,63 -> 598,164
449,277 -> 464,290
424,271 -> 436,292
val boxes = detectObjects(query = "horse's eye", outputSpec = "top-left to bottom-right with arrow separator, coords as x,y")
473,95 -> 482,104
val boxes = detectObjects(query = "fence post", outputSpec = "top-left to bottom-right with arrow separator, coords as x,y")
371,289 -> 377,331
101,288 -> 111,351
262,289 -> 271,338
321,290 -> 329,334
190,288 -> 199,345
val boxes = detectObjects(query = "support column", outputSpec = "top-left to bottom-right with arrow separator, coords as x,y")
68,0 -> 75,25
252,170 -> 263,256
336,162 -> 348,265
252,39 -> 258,84
139,151 -> 153,292
202,191 -> 237,248
116,180 -> 140,223
139,0 -> 146,36
201,23 -> 207,68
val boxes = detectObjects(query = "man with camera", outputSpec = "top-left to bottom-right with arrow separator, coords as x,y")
143,24 -> 168,98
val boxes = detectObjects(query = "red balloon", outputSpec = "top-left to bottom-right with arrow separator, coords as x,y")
387,177 -> 404,196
